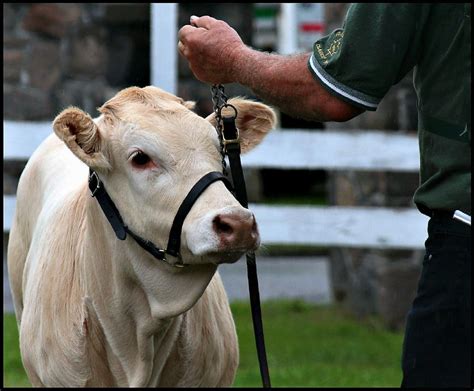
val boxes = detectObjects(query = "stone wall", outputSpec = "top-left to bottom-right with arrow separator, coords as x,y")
7,4 -> 112,120
3,3 -> 150,195
3,3 -> 255,122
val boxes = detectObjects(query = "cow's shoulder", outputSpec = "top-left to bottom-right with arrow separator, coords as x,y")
20,296 -> 108,386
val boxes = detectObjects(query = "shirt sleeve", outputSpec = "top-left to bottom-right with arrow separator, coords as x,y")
308,3 -> 430,111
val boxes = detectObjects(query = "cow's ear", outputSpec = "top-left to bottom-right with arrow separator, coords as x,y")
205,98 -> 276,154
53,107 -> 110,169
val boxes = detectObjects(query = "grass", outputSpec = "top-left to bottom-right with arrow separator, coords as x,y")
232,300 -> 403,387
3,300 -> 403,388
3,314 -> 30,388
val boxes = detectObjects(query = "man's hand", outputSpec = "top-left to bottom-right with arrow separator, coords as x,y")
178,16 -> 362,122
178,15 -> 248,84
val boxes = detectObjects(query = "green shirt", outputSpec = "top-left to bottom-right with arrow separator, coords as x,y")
308,3 -> 471,216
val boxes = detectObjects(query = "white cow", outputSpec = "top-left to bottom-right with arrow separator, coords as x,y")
7,86 -> 276,387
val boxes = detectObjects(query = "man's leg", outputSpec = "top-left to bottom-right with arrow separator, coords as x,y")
401,215 -> 471,388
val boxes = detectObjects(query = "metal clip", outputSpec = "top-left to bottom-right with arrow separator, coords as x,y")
89,171 -> 101,197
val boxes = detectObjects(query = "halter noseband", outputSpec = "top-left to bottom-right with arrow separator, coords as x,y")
88,168 -> 233,268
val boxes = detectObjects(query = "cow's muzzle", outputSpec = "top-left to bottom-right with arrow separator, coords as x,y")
213,211 -> 259,253
185,208 -> 260,264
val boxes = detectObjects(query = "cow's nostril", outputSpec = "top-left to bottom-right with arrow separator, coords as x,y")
213,215 -> 233,235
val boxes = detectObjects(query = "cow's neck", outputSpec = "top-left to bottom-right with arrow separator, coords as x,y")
82,184 -> 218,386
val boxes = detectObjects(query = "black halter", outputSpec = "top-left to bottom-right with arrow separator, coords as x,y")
88,168 -> 233,267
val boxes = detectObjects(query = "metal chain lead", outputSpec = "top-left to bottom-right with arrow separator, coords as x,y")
211,84 -> 271,388
211,84 -> 229,174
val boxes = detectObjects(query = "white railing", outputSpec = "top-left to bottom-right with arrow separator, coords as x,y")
3,121 -> 427,249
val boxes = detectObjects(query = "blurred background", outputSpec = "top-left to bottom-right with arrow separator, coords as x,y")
4,3 -> 425,387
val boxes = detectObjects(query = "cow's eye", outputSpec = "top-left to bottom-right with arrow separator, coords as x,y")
130,151 -> 151,166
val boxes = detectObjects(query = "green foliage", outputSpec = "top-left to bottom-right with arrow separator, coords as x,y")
3,300 -> 403,387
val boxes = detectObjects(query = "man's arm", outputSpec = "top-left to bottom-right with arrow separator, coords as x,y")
178,16 -> 363,122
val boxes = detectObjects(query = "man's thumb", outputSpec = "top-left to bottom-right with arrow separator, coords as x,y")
190,15 -> 199,26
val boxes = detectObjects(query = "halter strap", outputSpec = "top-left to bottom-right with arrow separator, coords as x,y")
166,171 -> 233,257
89,169 -> 233,267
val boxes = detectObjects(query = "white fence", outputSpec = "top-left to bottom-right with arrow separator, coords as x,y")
3,121 -> 427,249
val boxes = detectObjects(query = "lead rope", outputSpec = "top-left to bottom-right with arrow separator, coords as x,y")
211,84 -> 271,388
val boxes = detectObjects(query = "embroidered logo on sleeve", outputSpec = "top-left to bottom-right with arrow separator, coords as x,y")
315,30 -> 344,65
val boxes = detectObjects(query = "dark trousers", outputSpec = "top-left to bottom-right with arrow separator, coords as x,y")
401,214 -> 471,388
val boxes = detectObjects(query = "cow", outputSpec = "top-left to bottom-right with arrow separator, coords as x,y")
7,86 -> 276,387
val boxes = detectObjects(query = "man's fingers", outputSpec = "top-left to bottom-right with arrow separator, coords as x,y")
178,23 -> 208,44
179,15 -> 219,43
178,24 -> 195,42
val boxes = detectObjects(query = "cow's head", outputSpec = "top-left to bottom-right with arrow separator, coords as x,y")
53,86 -> 276,268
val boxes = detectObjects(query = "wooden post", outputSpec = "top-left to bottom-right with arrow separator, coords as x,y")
278,3 -> 298,54
151,3 -> 177,94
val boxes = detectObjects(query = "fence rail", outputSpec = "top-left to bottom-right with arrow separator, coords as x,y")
4,121 -> 426,249
242,129 -> 420,172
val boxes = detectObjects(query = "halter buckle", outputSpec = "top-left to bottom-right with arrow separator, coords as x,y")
221,108 -> 240,153
162,250 -> 186,268
222,128 -> 240,151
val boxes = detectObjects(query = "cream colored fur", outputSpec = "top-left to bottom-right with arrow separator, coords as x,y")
7,86 -> 276,387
